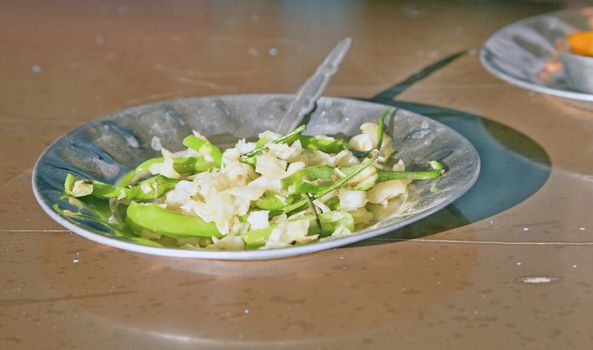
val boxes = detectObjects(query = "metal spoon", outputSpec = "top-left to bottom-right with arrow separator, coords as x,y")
275,37 -> 352,134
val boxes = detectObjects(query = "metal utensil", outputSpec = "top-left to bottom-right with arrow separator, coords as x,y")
275,37 -> 352,133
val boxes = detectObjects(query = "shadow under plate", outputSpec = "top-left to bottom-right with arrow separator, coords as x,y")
353,99 -> 551,245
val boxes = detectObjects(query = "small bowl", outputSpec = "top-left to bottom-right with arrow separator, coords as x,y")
560,51 -> 593,94
32,95 -> 480,260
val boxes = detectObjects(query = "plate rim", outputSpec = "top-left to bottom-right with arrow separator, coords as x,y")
32,94 -> 481,260
480,7 -> 593,103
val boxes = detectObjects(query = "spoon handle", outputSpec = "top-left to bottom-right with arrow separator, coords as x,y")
276,37 -> 352,134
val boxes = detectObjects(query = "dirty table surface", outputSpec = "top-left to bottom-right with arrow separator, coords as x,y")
2,1 -> 593,349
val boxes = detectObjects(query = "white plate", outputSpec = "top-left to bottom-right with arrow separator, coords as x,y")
33,95 -> 480,260
481,7 -> 593,110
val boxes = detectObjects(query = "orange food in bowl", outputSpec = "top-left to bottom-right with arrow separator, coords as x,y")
567,31 -> 593,57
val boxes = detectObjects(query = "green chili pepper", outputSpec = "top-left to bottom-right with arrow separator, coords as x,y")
243,225 -> 276,248
128,176 -> 180,200
182,135 -> 223,167
291,182 -> 333,195
306,193 -> 323,235
281,165 -> 338,196
375,108 -> 389,152
242,211 -> 354,248
281,165 -> 336,191
65,174 -> 179,201
172,156 -> 217,173
117,157 -> 164,187
281,152 -> 379,215
242,124 -> 306,158
376,160 -> 445,182
126,202 -> 222,239
253,192 -> 293,210
351,108 -> 392,158
325,196 -> 340,211
298,135 -> 347,154
340,166 -> 378,191
310,211 -> 354,237
117,156 -> 216,187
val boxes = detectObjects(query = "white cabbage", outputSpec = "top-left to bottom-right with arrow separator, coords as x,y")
247,176 -> 282,193
286,161 -> 306,175
350,207 -> 374,225
208,236 -> 245,251
332,150 -> 360,167
149,157 -> 180,179
349,122 -> 395,158
338,189 -> 367,211
258,130 -> 281,141
268,140 -> 303,161
255,151 -> 287,179
165,180 -> 197,208
264,219 -> 314,248
248,211 -> 269,230
366,179 -> 408,205
236,139 -> 256,154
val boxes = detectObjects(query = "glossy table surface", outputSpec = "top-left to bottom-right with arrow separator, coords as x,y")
2,1 -> 593,349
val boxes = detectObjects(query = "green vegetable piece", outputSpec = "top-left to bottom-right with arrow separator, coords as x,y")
350,108 -> 393,158
65,174 -> 179,201
281,153 -> 378,215
306,193 -> 324,234
254,138 -> 268,149
291,181 -> 332,195
299,135 -> 347,154
65,173 -> 124,198
126,202 -> 222,239
243,210 -> 354,248
340,166 -> 378,191
312,211 -> 355,237
242,225 -> 276,248
117,157 -> 165,187
325,196 -> 340,211
296,212 -> 355,236
376,160 -> 445,182
128,237 -> 164,247
172,157 -> 216,173
64,173 -> 92,197
117,156 -> 217,187
281,165 -> 335,191
242,124 -> 306,158
182,135 -> 223,166
375,108 -> 389,152
253,192 -> 292,210
90,181 -> 127,198
128,176 -> 180,200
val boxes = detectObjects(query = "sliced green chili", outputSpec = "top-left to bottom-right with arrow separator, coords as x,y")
117,156 -> 216,187
242,124 -> 306,158
242,211 -> 354,248
243,225 -> 276,248
299,135 -> 347,154
253,192 -> 293,210
375,108 -> 389,152
376,160 -> 445,182
182,135 -> 223,166
309,211 -> 354,237
291,182 -> 333,195
281,165 -> 336,190
306,193 -> 324,235
352,108 -> 392,158
116,157 -> 165,187
281,152 -> 378,215
65,174 -> 179,201
126,202 -> 222,239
